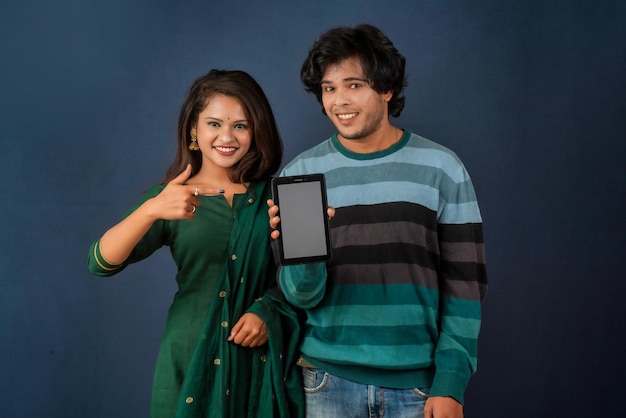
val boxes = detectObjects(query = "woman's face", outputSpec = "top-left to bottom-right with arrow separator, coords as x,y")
192,94 -> 252,171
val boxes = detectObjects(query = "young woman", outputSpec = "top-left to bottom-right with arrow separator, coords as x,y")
88,70 -> 303,418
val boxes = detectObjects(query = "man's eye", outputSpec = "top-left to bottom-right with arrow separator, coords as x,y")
324,86 -> 334,92
350,83 -> 361,88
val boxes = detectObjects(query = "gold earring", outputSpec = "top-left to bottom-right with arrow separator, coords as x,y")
189,132 -> 199,151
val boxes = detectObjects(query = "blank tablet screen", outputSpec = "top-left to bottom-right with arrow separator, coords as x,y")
272,174 -> 332,264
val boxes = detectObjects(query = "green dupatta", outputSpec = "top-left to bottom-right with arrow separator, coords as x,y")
174,181 -> 304,418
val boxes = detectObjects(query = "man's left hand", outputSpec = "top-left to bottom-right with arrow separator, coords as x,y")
424,396 -> 463,418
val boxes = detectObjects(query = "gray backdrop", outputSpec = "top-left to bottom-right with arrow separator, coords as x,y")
1,0 -> 625,417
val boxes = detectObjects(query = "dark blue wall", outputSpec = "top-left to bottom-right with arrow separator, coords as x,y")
1,1 -> 625,417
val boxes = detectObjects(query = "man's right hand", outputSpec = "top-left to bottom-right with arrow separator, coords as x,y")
267,198 -> 335,240
267,199 -> 281,240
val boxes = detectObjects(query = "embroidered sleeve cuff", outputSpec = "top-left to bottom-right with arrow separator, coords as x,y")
88,239 -> 124,276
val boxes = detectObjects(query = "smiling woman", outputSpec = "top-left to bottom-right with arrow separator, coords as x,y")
87,69 -> 303,418
189,94 -> 252,205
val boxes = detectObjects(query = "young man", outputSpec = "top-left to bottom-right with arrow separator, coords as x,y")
269,24 -> 487,418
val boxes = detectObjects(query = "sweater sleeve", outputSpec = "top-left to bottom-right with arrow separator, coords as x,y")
430,164 -> 487,404
277,262 -> 327,309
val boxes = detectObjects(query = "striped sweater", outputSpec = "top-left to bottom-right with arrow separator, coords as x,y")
278,130 -> 487,404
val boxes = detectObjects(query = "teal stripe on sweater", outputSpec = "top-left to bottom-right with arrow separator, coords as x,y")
301,339 -> 436,368
440,296 -> 482,320
322,163 -> 474,198
441,316 -> 481,339
309,325 -> 437,346
438,202 -> 483,224
436,335 -> 479,364
323,161 -> 471,189
327,181 -> 440,211
306,304 -> 437,328
322,284 -> 440,306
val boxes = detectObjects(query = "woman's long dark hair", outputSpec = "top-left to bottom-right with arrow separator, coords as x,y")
162,69 -> 283,184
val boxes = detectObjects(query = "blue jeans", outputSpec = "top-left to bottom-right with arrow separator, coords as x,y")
301,367 -> 430,418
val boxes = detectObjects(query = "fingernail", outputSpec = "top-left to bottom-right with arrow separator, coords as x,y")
219,189 -> 225,194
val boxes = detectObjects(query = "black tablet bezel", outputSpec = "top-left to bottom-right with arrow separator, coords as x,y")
271,174 -> 332,265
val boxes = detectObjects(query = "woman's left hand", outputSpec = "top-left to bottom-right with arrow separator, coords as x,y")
228,313 -> 268,347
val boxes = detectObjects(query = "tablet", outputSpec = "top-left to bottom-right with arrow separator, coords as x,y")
271,174 -> 332,265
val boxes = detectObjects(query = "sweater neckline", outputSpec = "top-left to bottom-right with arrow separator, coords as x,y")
330,129 -> 409,160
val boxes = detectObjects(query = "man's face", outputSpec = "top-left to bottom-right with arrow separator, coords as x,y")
320,56 -> 392,142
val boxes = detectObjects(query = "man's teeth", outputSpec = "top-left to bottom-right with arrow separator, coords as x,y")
337,113 -> 357,120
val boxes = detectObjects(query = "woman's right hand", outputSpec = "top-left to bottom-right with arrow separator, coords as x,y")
147,165 -> 199,220
147,165 -> 224,221
98,165 -> 222,265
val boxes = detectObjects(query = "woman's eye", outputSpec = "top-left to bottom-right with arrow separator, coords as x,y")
208,121 -> 220,127
234,123 -> 248,130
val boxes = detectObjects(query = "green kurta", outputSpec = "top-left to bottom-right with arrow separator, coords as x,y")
88,180 -> 303,418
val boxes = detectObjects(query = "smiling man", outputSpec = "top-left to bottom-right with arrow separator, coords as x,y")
270,24 -> 488,418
